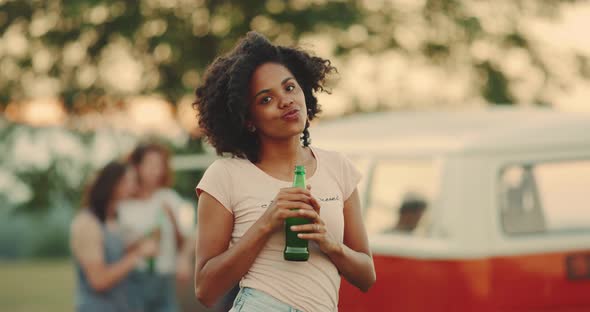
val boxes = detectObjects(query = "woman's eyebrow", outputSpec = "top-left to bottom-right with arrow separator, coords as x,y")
254,88 -> 270,99
253,77 -> 294,98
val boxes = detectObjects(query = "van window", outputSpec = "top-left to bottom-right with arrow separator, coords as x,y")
499,159 -> 590,235
365,159 -> 440,237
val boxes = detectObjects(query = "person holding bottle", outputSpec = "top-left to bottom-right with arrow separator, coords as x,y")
70,161 -> 158,312
193,32 -> 376,312
118,143 -> 189,312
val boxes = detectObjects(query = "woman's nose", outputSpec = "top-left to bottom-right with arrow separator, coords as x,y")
278,96 -> 294,109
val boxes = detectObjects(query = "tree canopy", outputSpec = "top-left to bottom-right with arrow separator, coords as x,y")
0,0 -> 587,112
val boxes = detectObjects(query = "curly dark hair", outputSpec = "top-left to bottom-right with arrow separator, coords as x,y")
193,31 -> 336,163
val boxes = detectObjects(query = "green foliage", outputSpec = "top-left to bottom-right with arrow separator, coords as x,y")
1,0 -> 586,109
0,118 -> 203,258
478,61 -> 514,104
0,0 -> 363,109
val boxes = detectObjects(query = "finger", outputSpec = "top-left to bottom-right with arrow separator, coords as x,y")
309,196 -> 321,214
283,209 -> 305,219
280,187 -> 311,196
297,209 -> 320,221
278,193 -> 313,204
296,233 -> 325,241
278,201 -> 315,212
290,224 -> 325,233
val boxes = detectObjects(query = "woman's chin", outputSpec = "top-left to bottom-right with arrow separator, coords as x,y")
260,124 -> 307,141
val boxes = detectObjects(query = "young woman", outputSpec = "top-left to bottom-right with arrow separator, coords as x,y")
193,32 -> 376,312
70,161 -> 157,312
117,143 -> 188,312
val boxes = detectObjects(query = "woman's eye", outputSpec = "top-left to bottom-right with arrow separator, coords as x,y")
261,96 -> 272,104
286,85 -> 295,92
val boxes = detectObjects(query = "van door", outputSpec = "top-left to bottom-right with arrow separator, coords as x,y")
492,157 -> 590,311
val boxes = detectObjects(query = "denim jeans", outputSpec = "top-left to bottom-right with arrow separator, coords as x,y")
129,272 -> 178,312
229,287 -> 303,312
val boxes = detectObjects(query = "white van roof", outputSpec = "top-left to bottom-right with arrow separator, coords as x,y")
311,107 -> 590,157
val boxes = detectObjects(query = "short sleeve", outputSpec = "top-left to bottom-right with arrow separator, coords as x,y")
341,154 -> 362,200
196,159 -> 233,214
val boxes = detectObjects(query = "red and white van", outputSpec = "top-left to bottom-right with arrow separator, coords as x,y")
312,108 -> 590,312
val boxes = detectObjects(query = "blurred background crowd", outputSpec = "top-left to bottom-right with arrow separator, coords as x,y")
1,0 -> 589,311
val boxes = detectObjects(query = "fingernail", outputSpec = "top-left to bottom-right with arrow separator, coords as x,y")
297,234 -> 303,238
290,226 -> 296,230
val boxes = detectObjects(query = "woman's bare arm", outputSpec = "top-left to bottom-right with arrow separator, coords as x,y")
71,214 -> 154,292
194,187 -> 317,307
328,189 -> 376,291
294,189 -> 376,292
193,192 -> 272,307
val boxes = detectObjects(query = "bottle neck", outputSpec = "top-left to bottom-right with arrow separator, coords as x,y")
293,173 -> 306,189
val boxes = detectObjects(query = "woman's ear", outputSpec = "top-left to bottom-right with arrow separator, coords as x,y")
246,122 -> 256,133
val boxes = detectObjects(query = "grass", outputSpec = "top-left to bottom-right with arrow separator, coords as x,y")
0,259 -> 74,312
0,259 -> 217,312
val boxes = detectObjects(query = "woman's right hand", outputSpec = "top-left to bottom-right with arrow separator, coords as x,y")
260,186 -> 321,233
136,238 -> 159,258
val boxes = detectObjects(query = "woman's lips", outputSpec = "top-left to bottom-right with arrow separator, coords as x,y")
281,108 -> 300,121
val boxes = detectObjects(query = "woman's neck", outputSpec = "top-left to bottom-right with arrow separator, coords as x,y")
136,185 -> 158,199
256,137 -> 313,179
257,137 -> 306,166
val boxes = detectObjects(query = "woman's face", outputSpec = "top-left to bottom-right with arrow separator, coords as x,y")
248,62 -> 307,141
137,150 -> 165,189
114,167 -> 138,200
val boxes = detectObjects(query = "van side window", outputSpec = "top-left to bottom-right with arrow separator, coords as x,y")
499,159 -> 590,235
365,160 -> 440,237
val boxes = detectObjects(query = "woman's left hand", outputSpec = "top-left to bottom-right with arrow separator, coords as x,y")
290,190 -> 342,256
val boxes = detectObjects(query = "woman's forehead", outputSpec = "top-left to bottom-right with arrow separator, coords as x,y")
251,63 -> 293,85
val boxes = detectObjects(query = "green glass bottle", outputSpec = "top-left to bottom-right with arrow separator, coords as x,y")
146,209 -> 164,273
284,165 -> 310,261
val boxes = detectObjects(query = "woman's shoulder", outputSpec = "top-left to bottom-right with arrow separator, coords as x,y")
70,210 -> 104,261
212,156 -> 250,167
154,187 -> 179,198
153,187 -> 185,206
205,157 -> 251,174
71,210 -> 101,236
311,146 -> 348,164
72,210 -> 99,225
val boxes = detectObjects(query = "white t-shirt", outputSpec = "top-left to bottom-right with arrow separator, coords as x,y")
196,146 -> 361,312
118,188 -> 185,274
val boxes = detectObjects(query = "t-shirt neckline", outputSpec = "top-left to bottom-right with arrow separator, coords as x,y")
246,145 -> 319,184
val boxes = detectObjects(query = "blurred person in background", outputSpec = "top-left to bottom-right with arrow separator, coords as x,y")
70,161 -> 158,312
193,32 -> 376,311
118,143 -> 191,312
391,193 -> 427,234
